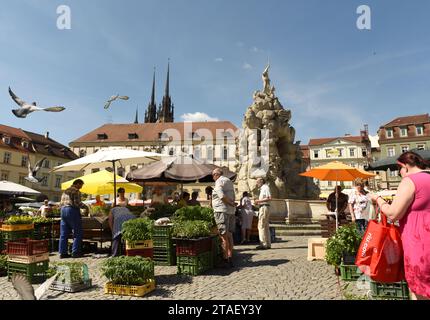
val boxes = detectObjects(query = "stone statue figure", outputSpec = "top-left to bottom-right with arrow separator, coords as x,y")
236,65 -> 319,200
262,64 -> 272,95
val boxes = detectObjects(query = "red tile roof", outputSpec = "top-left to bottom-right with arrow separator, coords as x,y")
71,122 -> 239,144
382,114 -> 430,128
308,136 -> 362,146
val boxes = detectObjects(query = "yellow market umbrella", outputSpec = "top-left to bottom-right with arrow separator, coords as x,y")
299,161 -> 373,230
356,168 -> 376,178
61,170 -> 143,195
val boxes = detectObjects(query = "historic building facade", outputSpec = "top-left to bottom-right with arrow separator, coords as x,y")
376,113 -> 430,189
0,124 -> 78,201
308,128 -> 371,195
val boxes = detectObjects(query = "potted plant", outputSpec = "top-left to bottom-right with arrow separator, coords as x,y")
48,261 -> 92,292
172,220 -> 212,239
101,256 -> 155,297
122,218 -> 154,256
1,215 -> 34,231
325,224 -> 363,279
173,206 -> 216,228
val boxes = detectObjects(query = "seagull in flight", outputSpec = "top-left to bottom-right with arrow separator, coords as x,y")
25,157 -> 47,184
104,95 -> 130,109
8,87 -> 66,118
11,273 -> 58,300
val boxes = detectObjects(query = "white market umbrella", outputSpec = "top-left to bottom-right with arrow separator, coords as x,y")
52,147 -> 166,205
0,181 -> 41,196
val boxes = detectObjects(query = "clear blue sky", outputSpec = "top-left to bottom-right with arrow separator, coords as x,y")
1,0 -> 430,146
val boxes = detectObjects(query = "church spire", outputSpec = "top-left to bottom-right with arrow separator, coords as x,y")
145,67 -> 158,123
158,60 -> 174,123
165,59 -> 170,98
134,106 -> 139,124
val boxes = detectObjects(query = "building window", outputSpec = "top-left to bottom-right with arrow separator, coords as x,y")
79,150 -> 86,158
194,147 -> 201,160
3,136 -> 10,144
3,152 -> 11,164
313,150 -> 319,159
1,171 -> 9,180
43,159 -> 50,169
386,129 -> 393,139
223,147 -> 228,161
207,147 -> 213,161
401,145 -> 409,153
97,133 -> 108,140
91,168 -> 100,174
55,176 -> 62,188
128,133 -> 138,139
337,149 -> 343,157
400,127 -> 408,137
117,167 -> 125,177
21,156 -> 28,167
417,144 -> 425,150
22,140 -> 29,148
389,170 -> 398,178
416,126 -> 424,136
327,181 -> 333,187
349,148 -> 355,157
19,175 -> 26,185
41,175 -> 48,186
325,150 -> 331,158
362,148 -> 367,157
387,147 -> 395,157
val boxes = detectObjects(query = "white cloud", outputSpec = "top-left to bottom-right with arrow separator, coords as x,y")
214,58 -> 223,62
251,46 -> 259,52
243,63 -> 253,70
181,112 -> 219,122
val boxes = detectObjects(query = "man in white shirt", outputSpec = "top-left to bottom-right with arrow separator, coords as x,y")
254,178 -> 272,250
212,168 -> 236,267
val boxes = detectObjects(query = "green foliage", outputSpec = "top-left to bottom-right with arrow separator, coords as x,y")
90,205 -> 111,217
101,256 -> 154,286
122,217 -> 153,243
3,215 -> 33,225
173,206 -> 215,228
325,224 -> 363,267
31,217 -> 54,225
0,255 -> 7,272
46,207 -> 61,217
47,262 -> 89,284
172,220 -> 211,239
149,203 -> 179,221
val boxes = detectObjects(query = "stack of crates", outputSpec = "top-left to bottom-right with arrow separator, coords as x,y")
33,222 -> 52,240
153,225 -> 176,266
339,263 -> 363,281
6,238 -> 49,284
125,239 -> 154,258
211,235 -> 223,268
370,281 -> 410,300
175,237 -> 213,276
0,223 -> 34,254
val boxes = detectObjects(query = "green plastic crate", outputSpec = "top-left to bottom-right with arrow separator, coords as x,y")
1,230 -> 34,242
211,236 -> 224,267
153,236 -> 173,249
340,264 -> 363,281
177,251 -> 213,276
153,247 -> 176,266
153,226 -> 172,238
7,260 -> 49,283
370,281 -> 410,300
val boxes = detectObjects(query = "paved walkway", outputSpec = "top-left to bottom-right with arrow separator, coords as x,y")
0,236 -> 366,300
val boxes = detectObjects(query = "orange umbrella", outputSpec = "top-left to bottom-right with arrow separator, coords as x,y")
299,161 -> 374,230
299,161 -> 374,181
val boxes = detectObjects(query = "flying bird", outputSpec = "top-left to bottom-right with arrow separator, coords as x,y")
11,273 -> 58,300
25,157 -> 47,184
8,87 -> 66,118
104,95 -> 130,109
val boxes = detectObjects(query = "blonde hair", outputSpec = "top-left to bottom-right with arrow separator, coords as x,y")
353,178 -> 365,187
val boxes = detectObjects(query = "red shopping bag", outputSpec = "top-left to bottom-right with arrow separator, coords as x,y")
355,208 -> 405,283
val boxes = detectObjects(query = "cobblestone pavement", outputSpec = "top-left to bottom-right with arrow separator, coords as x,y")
0,236 -> 369,300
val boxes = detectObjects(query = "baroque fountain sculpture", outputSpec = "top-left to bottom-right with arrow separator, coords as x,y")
236,65 -> 319,200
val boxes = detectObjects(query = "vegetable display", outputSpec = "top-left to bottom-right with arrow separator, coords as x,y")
121,218 -> 153,243
101,256 -> 154,286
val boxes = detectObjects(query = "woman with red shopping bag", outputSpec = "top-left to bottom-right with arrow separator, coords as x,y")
366,151 -> 430,300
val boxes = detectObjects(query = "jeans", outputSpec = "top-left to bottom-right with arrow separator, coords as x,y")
112,234 -> 123,257
59,206 -> 83,255
355,219 -> 368,235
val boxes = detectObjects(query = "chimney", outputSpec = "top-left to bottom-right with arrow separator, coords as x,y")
344,133 -> 351,137
45,132 -> 49,139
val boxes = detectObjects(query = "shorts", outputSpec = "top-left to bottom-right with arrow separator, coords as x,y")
214,211 -> 236,235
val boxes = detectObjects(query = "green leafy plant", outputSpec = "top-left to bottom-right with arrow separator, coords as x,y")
47,262 -> 89,284
31,217 -> 54,225
0,255 -> 7,274
3,215 -> 34,225
122,217 -> 153,243
325,224 -> 363,267
172,220 -> 211,239
101,256 -> 154,286
90,205 -> 111,217
173,206 -> 215,228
